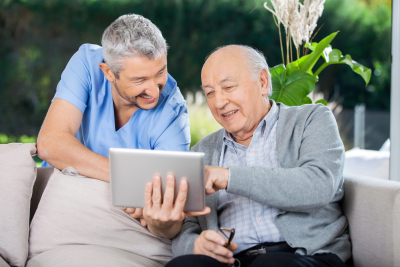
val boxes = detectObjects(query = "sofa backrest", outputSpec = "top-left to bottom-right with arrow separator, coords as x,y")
343,173 -> 400,267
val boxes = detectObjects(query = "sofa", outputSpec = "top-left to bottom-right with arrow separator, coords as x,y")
1,145 -> 400,267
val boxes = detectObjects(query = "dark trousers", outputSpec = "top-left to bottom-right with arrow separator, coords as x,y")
166,242 -> 348,267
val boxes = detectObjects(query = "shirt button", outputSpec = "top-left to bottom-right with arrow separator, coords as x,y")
249,149 -> 254,153
256,218 -> 261,223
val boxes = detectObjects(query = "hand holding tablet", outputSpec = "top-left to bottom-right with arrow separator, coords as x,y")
109,148 -> 210,238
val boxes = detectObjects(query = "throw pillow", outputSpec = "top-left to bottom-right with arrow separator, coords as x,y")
0,143 -> 37,267
28,167 -> 172,266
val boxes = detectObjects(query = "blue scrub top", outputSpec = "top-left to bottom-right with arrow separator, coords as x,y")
41,44 -> 190,167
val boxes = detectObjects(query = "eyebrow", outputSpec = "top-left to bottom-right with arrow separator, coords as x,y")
201,76 -> 236,90
130,64 -> 167,81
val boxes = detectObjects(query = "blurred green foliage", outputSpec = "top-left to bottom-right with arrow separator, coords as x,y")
0,0 -> 392,143
188,104 -> 222,148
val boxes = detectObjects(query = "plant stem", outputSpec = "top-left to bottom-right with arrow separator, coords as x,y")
273,15 -> 285,65
279,25 -> 285,65
307,23 -> 325,55
286,31 -> 289,65
289,31 -> 293,63
314,62 -> 328,77
297,47 -> 300,61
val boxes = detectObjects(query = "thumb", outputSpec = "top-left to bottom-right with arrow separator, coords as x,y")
140,218 -> 147,227
184,206 -> 211,219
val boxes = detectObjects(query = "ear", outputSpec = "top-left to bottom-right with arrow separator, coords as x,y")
99,63 -> 116,82
259,69 -> 270,97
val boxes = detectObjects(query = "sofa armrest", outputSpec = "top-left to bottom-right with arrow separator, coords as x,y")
343,173 -> 400,267
30,167 -> 54,221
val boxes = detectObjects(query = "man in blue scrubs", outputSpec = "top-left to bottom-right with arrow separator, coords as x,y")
37,14 -> 208,239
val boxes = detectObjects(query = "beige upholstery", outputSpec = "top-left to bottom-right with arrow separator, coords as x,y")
30,167 -> 54,222
343,173 -> 400,267
0,256 -> 9,267
22,168 -> 400,267
26,245 -> 163,267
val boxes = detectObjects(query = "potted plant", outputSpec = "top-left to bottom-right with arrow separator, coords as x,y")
263,0 -> 371,106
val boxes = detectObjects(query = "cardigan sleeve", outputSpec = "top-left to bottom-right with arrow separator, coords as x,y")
227,105 -> 345,212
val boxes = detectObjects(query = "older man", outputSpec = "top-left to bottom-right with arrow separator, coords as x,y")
168,45 -> 350,267
37,14 -> 208,240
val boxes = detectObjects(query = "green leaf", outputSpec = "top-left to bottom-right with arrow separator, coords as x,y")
270,64 -> 318,106
298,32 -> 339,73
306,43 -> 333,62
315,99 -> 328,106
302,97 -> 312,105
315,48 -> 372,85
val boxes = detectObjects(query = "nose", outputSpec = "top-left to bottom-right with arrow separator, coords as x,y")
145,79 -> 161,97
214,90 -> 228,109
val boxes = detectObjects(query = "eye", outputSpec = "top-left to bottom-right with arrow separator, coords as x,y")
206,91 -> 215,97
157,70 -> 166,76
135,79 -> 144,85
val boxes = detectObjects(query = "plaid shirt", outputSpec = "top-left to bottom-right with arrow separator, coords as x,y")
218,100 -> 285,254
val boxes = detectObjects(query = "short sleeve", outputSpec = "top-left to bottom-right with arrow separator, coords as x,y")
53,45 -> 91,113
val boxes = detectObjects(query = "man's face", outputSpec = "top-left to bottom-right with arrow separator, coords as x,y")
201,48 -> 269,138
113,54 -> 168,110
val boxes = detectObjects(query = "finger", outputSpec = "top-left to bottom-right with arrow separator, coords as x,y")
120,207 -> 127,210
204,230 -> 227,247
173,179 -> 188,213
201,240 -> 234,263
162,175 -> 175,210
140,218 -> 147,227
228,241 -> 238,251
205,188 -> 216,196
195,233 -> 234,264
144,182 -> 153,211
125,207 -> 136,214
184,206 -> 211,218
133,208 -> 143,218
152,176 -> 162,210
205,174 -> 214,191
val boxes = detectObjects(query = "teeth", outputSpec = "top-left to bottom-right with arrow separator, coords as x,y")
222,110 -> 237,117
141,95 -> 152,99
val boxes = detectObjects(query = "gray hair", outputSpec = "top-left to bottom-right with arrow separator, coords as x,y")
206,45 -> 273,97
102,14 -> 168,78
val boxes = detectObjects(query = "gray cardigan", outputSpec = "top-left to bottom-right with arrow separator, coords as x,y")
172,103 -> 351,262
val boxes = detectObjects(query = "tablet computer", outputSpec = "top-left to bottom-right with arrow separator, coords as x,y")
109,148 -> 205,211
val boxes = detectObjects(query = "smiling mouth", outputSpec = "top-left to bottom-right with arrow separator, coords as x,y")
222,110 -> 238,117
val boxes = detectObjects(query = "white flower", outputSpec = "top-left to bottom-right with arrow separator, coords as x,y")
263,0 -> 325,59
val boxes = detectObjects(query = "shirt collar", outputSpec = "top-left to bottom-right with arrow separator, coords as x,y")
222,100 -> 279,149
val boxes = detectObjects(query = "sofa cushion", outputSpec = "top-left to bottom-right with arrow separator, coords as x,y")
26,245 -> 163,267
0,256 -> 11,267
343,173 -> 400,267
0,143 -> 37,267
29,167 -> 172,265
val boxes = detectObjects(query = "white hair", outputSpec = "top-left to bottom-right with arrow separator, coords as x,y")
206,45 -> 273,97
102,14 -> 168,78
